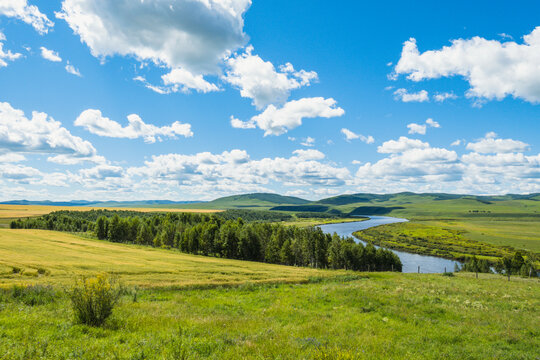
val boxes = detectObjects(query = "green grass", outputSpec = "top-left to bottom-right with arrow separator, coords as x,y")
354,222 -> 521,262
0,273 -> 538,359
0,229 -> 345,288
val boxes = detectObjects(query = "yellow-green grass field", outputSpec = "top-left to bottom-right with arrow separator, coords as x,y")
0,229 -> 538,358
0,229 -> 344,289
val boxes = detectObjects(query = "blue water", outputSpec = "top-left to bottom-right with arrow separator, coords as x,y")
318,216 -> 461,273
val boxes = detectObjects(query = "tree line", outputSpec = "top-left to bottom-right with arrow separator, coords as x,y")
11,210 -> 402,272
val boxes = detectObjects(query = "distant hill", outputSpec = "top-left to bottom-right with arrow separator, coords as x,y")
181,193 -> 310,210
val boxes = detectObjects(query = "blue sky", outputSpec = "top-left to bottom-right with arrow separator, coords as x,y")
0,0 -> 539,201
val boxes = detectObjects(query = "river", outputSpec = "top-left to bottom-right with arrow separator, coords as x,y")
318,216 -> 461,273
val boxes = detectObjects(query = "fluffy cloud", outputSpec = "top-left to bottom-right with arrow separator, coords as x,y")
0,32 -> 22,67
393,88 -> 429,102
407,118 -> 440,135
377,136 -> 429,154
341,128 -> 374,144
224,46 -> 318,109
161,68 -> 219,93
128,148 -> 350,192
0,0 -> 54,34
65,62 -> 81,76
300,136 -> 315,147
231,97 -> 344,136
466,132 -> 529,154
0,101 -> 99,163
434,92 -> 457,102
75,109 -> 193,143
56,0 -> 250,74
394,28 -> 540,103
40,47 -> 62,62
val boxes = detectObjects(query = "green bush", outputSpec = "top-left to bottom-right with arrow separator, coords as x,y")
69,274 -> 121,327
11,266 -> 23,274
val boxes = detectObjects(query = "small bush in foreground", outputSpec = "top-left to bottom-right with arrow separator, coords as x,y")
69,274 -> 121,327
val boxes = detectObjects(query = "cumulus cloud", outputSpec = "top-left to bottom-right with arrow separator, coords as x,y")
65,61 -> 81,76
434,92 -> 457,102
407,118 -> 440,135
466,133 -> 529,154
393,88 -> 429,102
40,47 -> 62,62
224,46 -> 318,109
341,128 -> 374,144
377,136 -> 429,154
407,123 -> 426,135
0,0 -> 54,34
161,68 -> 219,93
0,32 -> 22,67
0,101 -> 99,163
394,28 -> 540,103
128,148 -> 350,191
75,109 -> 193,143
300,136 -> 315,147
232,97 -> 344,136
56,0 -> 250,74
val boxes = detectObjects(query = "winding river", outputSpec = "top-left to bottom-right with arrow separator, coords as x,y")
318,216 -> 461,273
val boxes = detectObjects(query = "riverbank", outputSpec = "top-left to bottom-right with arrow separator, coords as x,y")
318,217 -> 461,273
354,221 -> 539,266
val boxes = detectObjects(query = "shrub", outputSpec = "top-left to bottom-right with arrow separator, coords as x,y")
442,272 -> 454,277
69,274 -> 121,327
11,266 -> 23,274
37,267 -> 49,276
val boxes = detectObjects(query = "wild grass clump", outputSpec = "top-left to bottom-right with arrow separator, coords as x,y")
69,274 -> 121,327
0,285 -> 58,306
11,266 -> 23,274
442,272 -> 454,277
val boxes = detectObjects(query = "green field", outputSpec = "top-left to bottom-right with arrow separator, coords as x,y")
0,228 -> 539,359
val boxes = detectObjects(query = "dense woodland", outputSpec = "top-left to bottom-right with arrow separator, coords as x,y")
11,210 -> 402,272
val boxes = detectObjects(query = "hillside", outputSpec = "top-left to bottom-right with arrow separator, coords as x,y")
0,229 -> 342,288
179,192 -> 310,210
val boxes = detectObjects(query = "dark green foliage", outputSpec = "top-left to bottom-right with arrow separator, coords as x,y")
218,209 -> 293,222
494,252 -> 538,277
69,274 -> 121,327
11,210 -> 402,272
348,206 -> 405,216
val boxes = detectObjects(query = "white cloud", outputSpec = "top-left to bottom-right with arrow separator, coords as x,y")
407,123 -> 426,135
377,136 -> 429,154
0,32 -> 22,67
394,28 -> 540,103
75,109 -> 193,143
56,0 -> 251,74
65,62 -> 81,76
434,92 -> 457,102
393,88 -> 429,102
40,47 -> 62,62
161,68 -> 219,93
451,139 -> 462,146
341,128 -> 374,144
224,46 -> 318,109
232,97 -> 344,136
0,101 -> 99,163
0,0 -> 54,34
466,133 -> 529,154
128,148 -> 351,192
0,153 -> 25,162
230,115 -> 255,129
407,118 -> 440,135
300,136 -> 315,147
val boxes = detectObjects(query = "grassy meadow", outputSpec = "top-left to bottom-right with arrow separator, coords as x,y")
1,270 -> 538,359
0,229 -> 341,289
0,197 -> 538,358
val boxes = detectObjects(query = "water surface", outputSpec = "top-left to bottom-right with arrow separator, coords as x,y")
318,216 -> 461,273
